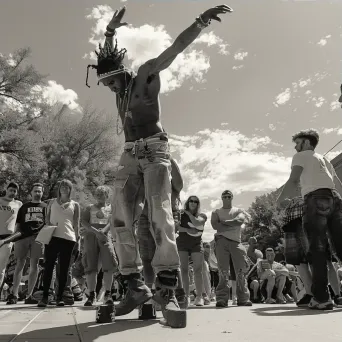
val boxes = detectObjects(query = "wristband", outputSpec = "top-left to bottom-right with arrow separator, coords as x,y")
105,31 -> 115,38
106,26 -> 115,33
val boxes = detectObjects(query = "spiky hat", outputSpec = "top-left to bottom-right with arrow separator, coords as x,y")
86,39 -> 129,87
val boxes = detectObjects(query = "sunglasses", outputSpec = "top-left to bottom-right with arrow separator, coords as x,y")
189,199 -> 199,204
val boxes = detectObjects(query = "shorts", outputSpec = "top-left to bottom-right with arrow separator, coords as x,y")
176,233 -> 203,254
14,235 -> 44,260
82,232 -> 118,274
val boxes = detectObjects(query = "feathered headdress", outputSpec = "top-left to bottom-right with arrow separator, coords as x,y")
86,39 -> 129,87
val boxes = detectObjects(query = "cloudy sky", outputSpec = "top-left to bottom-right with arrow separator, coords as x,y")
1,0 -> 342,241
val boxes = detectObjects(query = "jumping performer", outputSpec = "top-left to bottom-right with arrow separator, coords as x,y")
86,4 -> 232,327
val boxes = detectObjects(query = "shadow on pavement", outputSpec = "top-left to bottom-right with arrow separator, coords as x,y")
252,305 -> 342,317
0,318 -> 160,342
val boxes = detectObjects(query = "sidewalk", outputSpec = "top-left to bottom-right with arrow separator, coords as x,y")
0,302 -> 342,342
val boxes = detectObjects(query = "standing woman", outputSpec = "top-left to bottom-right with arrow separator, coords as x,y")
38,180 -> 80,307
176,196 -> 207,307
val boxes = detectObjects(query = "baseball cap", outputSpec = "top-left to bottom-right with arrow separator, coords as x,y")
221,190 -> 233,197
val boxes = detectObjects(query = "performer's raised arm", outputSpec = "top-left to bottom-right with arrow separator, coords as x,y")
149,5 -> 233,76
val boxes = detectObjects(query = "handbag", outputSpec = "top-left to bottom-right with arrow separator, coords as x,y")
35,225 -> 57,245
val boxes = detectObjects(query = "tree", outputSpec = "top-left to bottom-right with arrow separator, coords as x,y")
38,104 -> 122,201
0,48 -> 49,164
246,191 -> 284,250
0,47 -> 45,106
0,48 -> 122,205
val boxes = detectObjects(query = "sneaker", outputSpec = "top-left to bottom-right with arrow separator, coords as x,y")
265,298 -> 276,304
232,299 -> 237,305
175,288 -> 188,309
285,294 -> 295,303
115,286 -> 152,316
203,295 -> 211,305
194,296 -> 204,306
296,294 -> 313,307
276,297 -> 287,304
6,294 -> 18,305
37,297 -> 49,307
84,292 -> 96,307
24,296 -> 38,304
333,296 -> 342,306
210,290 -> 216,302
56,298 -> 65,307
216,300 -> 228,308
237,300 -> 253,306
103,291 -> 114,305
308,298 -> 334,310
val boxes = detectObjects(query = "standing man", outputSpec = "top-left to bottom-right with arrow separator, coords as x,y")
86,4 -> 232,326
0,182 -> 22,290
6,183 -> 46,305
211,190 -> 252,308
277,129 -> 342,310
81,185 -> 118,306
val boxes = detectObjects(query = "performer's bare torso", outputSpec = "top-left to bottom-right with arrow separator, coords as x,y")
117,61 -> 164,142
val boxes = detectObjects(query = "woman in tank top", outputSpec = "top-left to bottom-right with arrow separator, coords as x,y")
176,195 -> 208,308
38,179 -> 80,307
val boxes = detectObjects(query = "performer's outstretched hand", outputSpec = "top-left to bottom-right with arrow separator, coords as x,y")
201,5 -> 233,23
107,6 -> 128,30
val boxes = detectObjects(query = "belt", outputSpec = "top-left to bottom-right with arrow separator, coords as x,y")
124,134 -> 168,152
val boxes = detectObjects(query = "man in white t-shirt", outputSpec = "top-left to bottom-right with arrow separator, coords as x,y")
276,129 -> 342,310
0,182 -> 22,289
211,190 -> 252,308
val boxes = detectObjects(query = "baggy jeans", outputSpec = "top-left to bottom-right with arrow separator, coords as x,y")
215,235 -> 250,303
111,133 -> 180,276
303,188 -> 342,302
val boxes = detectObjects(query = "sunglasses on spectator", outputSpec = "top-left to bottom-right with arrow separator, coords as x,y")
189,199 -> 199,204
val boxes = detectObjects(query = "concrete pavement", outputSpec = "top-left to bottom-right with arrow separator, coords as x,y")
0,301 -> 341,342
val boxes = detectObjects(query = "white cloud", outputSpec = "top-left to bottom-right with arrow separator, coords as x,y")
317,35 -> 331,47
274,88 -> 291,106
232,65 -> 243,70
312,96 -> 325,108
39,81 -> 80,111
85,5 -> 230,93
272,72 -> 331,110
169,128 -> 291,242
269,124 -> 276,131
326,150 -> 342,161
193,31 -> 229,55
322,127 -> 342,135
234,51 -> 248,61
170,128 -> 291,202
330,100 -> 340,111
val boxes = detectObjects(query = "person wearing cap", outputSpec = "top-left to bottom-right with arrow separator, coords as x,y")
0,182 -> 22,290
276,129 -> 342,310
211,190 -> 252,308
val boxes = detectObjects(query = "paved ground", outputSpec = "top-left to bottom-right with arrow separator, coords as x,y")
0,301 -> 342,342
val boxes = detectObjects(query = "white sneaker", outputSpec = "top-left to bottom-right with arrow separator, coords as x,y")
194,296 -> 204,306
